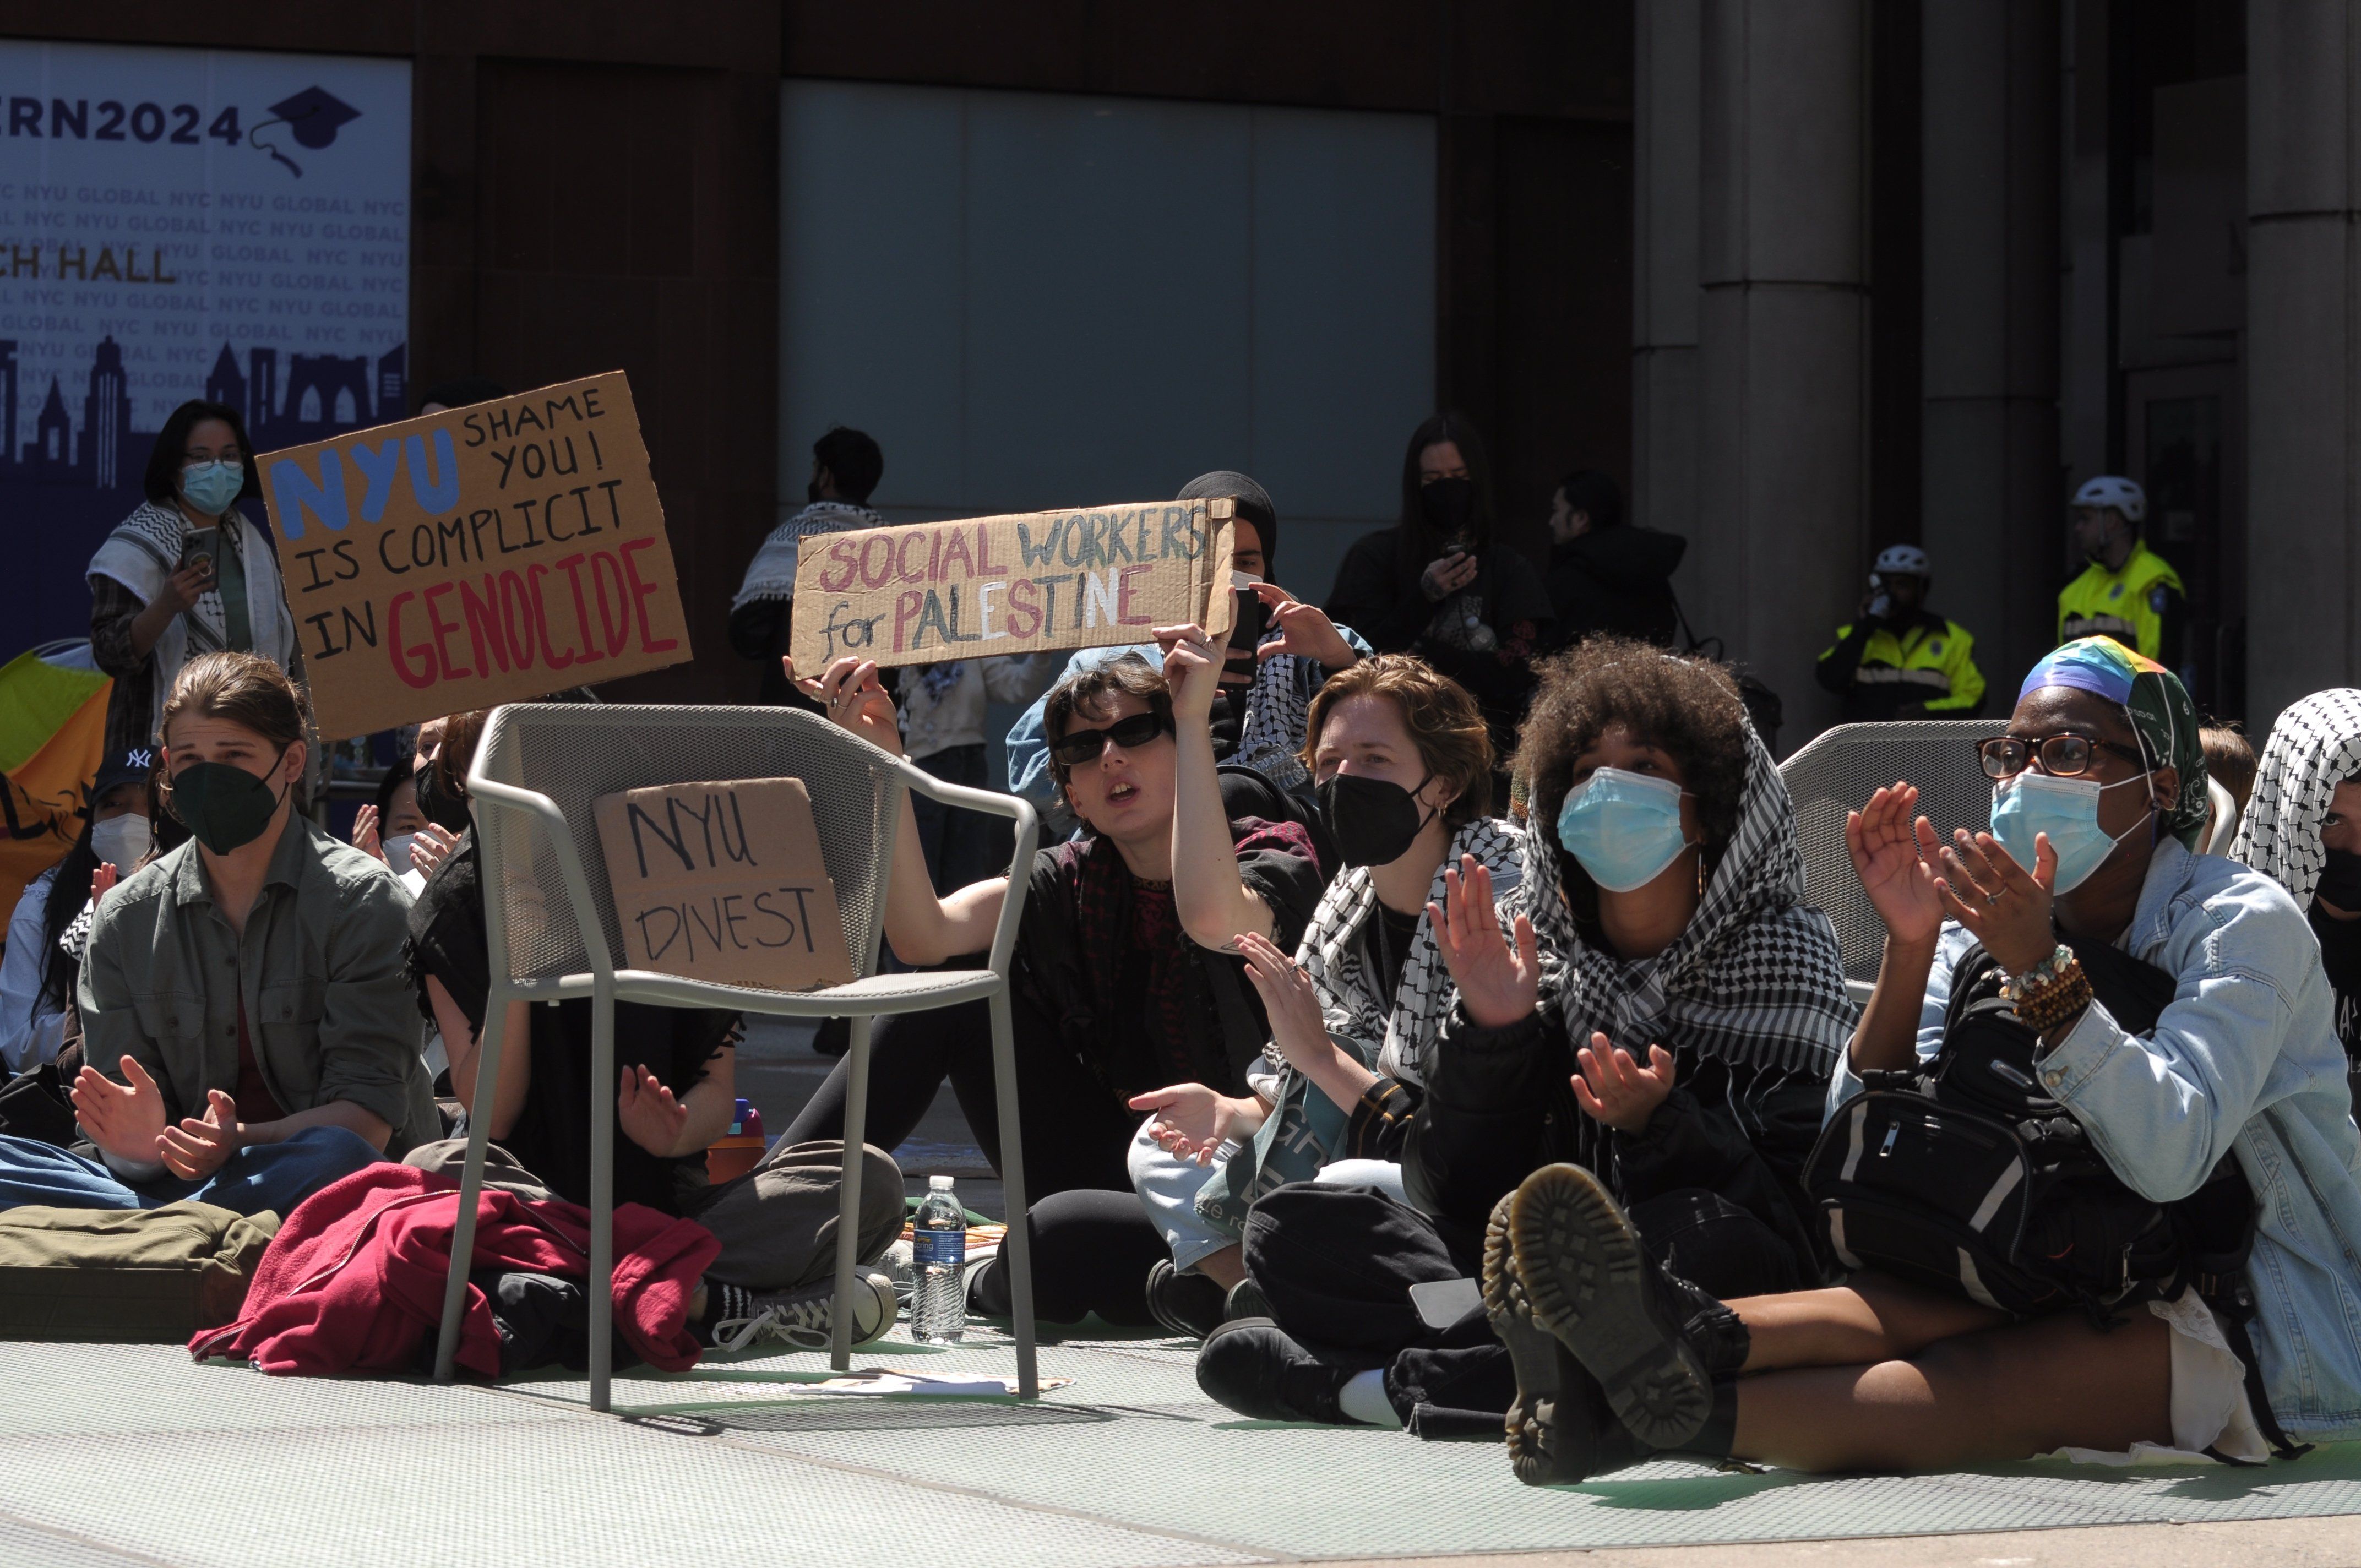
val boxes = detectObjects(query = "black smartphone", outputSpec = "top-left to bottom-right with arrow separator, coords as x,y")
1222,584 -> 1270,684
179,531 -> 219,582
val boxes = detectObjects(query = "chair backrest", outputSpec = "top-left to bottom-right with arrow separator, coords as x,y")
1778,718 -> 1996,981
2205,776 -> 2240,856
470,704 -> 903,986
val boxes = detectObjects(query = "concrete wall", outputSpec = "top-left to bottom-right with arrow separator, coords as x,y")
2248,0 -> 2361,729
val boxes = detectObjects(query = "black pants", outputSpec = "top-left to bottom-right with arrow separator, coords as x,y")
1242,1182 -> 1803,1435
776,995 -> 1137,1200
967,1188 -> 1168,1328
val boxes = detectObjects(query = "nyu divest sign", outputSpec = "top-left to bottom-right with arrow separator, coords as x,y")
0,41 -> 409,649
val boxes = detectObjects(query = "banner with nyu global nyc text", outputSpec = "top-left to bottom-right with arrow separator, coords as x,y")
0,41 -> 409,654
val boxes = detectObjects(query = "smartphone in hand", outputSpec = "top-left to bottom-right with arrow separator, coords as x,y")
180,530 -> 219,583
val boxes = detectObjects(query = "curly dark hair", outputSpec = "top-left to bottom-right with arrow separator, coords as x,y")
1517,635 -> 1751,867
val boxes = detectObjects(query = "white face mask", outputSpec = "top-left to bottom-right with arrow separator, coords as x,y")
91,813 -> 153,871
380,832 -> 418,875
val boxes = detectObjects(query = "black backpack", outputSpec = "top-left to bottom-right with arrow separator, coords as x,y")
1802,937 -> 2309,1459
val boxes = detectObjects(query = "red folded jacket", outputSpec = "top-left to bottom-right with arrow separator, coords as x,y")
189,1164 -> 719,1378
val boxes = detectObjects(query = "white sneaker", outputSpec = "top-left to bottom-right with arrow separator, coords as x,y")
710,1271 -> 898,1353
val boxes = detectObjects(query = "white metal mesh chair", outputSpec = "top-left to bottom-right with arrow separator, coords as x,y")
428,704 -> 1041,1411
1777,718 -> 1996,987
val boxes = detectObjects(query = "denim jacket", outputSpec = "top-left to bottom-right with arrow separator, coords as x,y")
1828,839 -> 2361,1440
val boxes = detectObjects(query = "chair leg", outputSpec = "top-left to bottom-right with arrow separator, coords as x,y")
986,987 -> 1037,1399
433,997 -> 509,1383
830,1013 -> 873,1373
588,984 -> 616,1413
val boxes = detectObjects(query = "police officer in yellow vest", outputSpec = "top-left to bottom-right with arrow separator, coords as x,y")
1815,544 -> 1987,722
2058,475 -> 2186,667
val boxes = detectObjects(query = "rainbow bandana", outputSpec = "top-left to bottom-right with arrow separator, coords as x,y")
2017,638 -> 2209,849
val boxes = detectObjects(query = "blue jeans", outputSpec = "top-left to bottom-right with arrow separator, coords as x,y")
0,1125 -> 385,1217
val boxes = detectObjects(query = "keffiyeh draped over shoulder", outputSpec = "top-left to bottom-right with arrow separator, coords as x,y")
1294,816 -> 1527,1087
731,499 -> 883,611
2232,687 -> 2361,909
1527,724 -> 1852,1075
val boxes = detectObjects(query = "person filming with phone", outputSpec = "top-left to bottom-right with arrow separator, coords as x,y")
1815,543 -> 1987,725
87,399 -> 300,758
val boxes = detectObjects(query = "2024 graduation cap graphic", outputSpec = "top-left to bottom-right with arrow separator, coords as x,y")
251,86 -> 361,178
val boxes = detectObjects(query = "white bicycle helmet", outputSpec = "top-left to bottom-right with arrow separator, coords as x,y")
1872,543 -> 1930,578
2070,475 -> 2146,524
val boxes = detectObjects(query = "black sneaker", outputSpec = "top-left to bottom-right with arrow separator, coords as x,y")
1145,1259 -> 1227,1339
1506,1163 -> 1716,1451
1223,1276 -> 1272,1324
1195,1317 -> 1353,1424
1483,1193 -> 1653,1485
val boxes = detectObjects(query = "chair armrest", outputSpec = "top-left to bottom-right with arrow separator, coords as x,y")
467,772 -> 617,987
894,759 -> 1040,977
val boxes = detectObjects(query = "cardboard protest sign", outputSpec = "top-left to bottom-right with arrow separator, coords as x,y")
592,777 -> 855,991
257,371 -> 692,738
788,498 -> 1239,672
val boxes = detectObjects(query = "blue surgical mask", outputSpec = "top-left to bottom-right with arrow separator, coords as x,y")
179,459 -> 244,516
1555,767 -> 1695,893
1988,770 -> 2151,895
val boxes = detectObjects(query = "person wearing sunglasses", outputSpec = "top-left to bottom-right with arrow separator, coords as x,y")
781,648 -> 1323,1327
1477,636 -> 2361,1481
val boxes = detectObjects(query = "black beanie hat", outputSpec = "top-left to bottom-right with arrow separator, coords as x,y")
1177,470 -> 1277,570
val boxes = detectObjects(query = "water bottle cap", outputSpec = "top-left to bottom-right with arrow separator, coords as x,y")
735,1097 -> 752,1118
928,1174 -> 954,1190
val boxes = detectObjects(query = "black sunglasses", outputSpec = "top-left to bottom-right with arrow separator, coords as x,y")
1976,732 -> 2147,780
1051,710 -> 1173,767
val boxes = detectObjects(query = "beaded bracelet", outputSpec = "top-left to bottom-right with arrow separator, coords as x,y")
2001,943 -> 2075,1001
2014,956 -> 2093,1035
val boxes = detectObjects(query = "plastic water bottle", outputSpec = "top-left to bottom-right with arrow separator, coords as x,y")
911,1173 -> 966,1344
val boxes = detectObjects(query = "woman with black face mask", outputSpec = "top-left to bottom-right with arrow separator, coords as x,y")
1128,654 -> 1524,1346
2233,687 -> 2361,1112
1324,413 -> 1554,783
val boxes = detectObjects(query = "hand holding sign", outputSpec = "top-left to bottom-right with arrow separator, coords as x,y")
786,656 -> 904,756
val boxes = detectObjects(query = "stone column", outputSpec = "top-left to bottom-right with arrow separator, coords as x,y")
1696,0 -> 1870,741
1633,0 -> 1701,548
1919,0 -> 2060,701
2248,1 -> 2361,727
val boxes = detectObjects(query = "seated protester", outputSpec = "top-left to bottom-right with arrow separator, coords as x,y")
1195,639 -> 1850,1432
403,805 -> 906,1351
1128,652 -> 1521,1336
2231,687 -> 2361,1111
0,652 -> 433,1217
780,649 -> 1324,1324
1006,471 -> 1370,837
1482,638 -> 2361,1483
350,753 -> 432,885
1,746 -> 154,1074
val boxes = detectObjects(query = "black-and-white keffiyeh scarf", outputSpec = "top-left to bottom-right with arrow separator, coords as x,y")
1294,816 -> 1527,1088
1526,725 -> 1852,1075
87,500 -> 296,735
2232,687 -> 2361,909
731,499 -> 884,611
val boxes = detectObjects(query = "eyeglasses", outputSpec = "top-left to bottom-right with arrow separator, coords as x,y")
1976,733 -> 2147,780
1050,711 -> 1172,767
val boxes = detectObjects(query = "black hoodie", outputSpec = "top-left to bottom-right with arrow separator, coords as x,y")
1546,526 -> 1687,648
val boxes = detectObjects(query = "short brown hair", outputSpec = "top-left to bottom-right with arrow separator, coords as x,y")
1517,636 -> 1751,858
434,709 -> 491,801
161,651 -> 307,753
1301,655 -> 1493,826
2200,722 -> 2257,813
1041,654 -> 1171,792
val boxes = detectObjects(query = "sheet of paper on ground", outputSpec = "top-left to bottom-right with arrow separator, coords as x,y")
258,371 -> 692,737
788,498 -> 1238,672
592,777 -> 853,990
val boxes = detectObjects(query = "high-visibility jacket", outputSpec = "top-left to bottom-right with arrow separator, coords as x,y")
2057,541 -> 2185,666
1815,611 -> 1987,723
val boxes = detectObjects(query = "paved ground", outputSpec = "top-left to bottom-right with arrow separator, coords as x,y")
9,1020 -> 2350,1566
